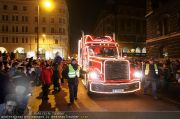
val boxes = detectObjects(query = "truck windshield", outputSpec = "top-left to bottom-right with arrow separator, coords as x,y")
88,46 -> 118,57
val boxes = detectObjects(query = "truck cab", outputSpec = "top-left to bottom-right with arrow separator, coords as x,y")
78,35 -> 141,94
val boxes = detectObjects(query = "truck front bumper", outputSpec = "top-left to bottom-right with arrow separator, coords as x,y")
89,81 -> 141,94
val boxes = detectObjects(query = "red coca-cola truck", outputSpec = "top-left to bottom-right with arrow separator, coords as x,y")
78,35 -> 141,94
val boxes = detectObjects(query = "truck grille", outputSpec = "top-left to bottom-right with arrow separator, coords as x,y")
105,60 -> 129,80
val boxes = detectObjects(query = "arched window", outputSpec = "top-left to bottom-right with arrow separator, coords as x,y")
123,47 -> 128,53
14,47 -> 25,53
142,47 -> 146,53
136,47 -> 141,53
0,47 -> 7,53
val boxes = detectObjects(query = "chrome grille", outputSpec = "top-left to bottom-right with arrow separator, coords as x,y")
105,60 -> 129,80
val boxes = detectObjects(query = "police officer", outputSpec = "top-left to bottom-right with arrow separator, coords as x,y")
64,58 -> 80,105
144,58 -> 159,99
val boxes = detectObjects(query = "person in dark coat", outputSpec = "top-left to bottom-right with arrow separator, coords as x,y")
0,72 -> 14,115
64,59 -> 80,105
52,62 -> 61,93
144,59 -> 159,99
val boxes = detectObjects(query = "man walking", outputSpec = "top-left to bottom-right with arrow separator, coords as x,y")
64,59 -> 80,105
144,58 -> 159,99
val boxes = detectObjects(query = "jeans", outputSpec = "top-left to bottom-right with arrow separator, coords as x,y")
68,83 -> 78,103
17,95 -> 29,115
144,80 -> 158,97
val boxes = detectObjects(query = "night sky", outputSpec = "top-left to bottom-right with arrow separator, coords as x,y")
67,0 -> 106,54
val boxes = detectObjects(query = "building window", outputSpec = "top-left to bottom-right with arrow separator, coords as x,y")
2,25 -> 5,32
12,26 -> 15,32
13,5 -> 18,10
16,37 -> 18,43
62,19 -> 65,24
6,26 -> 8,32
55,39 -> 58,44
16,26 -> 18,32
3,5 -> 8,10
163,16 -> 170,35
22,37 -> 24,43
25,26 -> 28,32
2,15 -> 5,21
51,18 -> 54,23
42,27 -> 46,33
12,16 -> 15,21
12,37 -> 15,43
6,37 -> 8,43
2,15 -> 8,21
25,16 -> 28,22
22,26 -> 24,32
62,28 -> 65,35
25,38 -> 28,43
16,16 -> 18,21
51,28 -> 55,33
23,6 -> 27,11
2,37 -> 5,43
22,16 -> 24,21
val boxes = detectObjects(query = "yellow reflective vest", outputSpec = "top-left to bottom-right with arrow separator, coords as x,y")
145,64 -> 158,75
68,64 -> 80,78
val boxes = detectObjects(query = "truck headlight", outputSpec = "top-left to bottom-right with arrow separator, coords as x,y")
89,71 -> 101,80
133,71 -> 142,78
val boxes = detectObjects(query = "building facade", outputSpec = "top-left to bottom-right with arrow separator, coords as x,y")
146,0 -> 180,58
0,0 -> 69,59
94,0 -> 146,57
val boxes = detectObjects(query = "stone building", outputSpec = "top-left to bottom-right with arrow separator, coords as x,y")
94,0 -> 146,57
0,0 -> 69,59
146,0 -> 180,58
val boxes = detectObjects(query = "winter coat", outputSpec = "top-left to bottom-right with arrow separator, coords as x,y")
40,67 -> 53,85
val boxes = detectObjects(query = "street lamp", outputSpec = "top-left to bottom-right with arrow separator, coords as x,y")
37,0 -> 54,59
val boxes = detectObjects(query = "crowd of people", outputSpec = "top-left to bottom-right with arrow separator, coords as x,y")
0,53 -> 80,116
0,51 -> 180,115
129,57 -> 180,99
